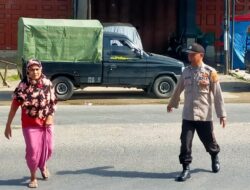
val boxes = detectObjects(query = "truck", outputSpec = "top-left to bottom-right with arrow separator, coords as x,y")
18,18 -> 184,100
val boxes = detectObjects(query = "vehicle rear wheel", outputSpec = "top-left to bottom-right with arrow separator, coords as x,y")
52,76 -> 74,101
153,76 -> 176,98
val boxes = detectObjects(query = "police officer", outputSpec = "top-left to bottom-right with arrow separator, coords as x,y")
167,43 -> 226,182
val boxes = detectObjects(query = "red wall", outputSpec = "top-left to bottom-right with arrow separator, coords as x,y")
0,0 -> 72,50
196,0 -> 250,39
92,0 -> 177,54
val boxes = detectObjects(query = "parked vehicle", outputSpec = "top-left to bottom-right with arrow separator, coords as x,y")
18,18 -> 184,100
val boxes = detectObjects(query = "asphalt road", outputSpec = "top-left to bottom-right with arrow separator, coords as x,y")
0,104 -> 250,190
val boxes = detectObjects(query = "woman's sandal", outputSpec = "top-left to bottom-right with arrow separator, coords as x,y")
41,168 -> 50,180
28,179 -> 38,188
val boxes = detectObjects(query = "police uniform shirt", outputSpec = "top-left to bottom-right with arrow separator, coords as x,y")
168,62 -> 226,121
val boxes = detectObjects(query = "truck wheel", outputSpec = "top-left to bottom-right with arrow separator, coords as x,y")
153,76 -> 175,98
52,77 -> 74,101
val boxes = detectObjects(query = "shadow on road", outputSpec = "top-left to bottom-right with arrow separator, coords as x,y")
0,177 -> 29,187
56,166 -> 211,179
71,90 -> 152,100
0,90 -> 167,105
0,90 -> 153,101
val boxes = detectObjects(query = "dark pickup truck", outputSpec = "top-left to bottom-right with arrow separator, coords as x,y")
18,18 -> 184,100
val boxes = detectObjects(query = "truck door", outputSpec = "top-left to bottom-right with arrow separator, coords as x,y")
103,37 -> 147,85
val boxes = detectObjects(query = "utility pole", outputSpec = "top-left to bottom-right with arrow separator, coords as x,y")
87,0 -> 91,19
231,0 -> 235,70
224,0 -> 230,75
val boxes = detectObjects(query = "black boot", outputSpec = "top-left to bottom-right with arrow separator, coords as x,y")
211,155 -> 220,173
176,164 -> 191,182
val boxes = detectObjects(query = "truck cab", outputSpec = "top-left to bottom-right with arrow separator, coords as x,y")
101,32 -> 184,98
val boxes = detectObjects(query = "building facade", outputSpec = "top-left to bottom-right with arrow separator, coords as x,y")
0,0 -> 72,50
1,0 -> 250,55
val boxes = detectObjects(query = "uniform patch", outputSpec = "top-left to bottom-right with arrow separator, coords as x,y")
199,79 -> 209,87
198,71 -> 209,87
202,72 -> 209,77
211,71 -> 219,83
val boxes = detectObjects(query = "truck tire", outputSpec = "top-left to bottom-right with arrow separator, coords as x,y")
52,77 -> 74,101
153,76 -> 176,98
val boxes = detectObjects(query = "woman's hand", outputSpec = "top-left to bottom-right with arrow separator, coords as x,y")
5,124 -> 12,139
5,101 -> 19,139
167,105 -> 173,113
45,115 -> 53,127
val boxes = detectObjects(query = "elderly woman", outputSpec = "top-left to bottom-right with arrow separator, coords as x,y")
4,59 -> 57,188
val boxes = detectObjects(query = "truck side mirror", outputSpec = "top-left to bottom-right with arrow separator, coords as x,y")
137,49 -> 143,58
140,49 -> 143,58
134,48 -> 143,58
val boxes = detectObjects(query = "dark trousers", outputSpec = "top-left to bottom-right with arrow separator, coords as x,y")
179,119 -> 220,165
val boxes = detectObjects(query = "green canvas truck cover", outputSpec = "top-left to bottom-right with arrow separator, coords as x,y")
18,17 -> 103,63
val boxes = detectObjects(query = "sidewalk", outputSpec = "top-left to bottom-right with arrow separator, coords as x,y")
1,69 -> 250,105
229,69 -> 250,81
1,69 -> 250,91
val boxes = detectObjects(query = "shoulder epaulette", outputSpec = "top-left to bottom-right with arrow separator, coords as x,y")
203,64 -> 219,82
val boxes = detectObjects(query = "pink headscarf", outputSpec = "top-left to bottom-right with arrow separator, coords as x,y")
26,59 -> 42,69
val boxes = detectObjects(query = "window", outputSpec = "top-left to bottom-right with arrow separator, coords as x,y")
110,38 -> 139,59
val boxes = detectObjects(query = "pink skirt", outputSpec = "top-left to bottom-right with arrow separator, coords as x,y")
22,126 -> 54,173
